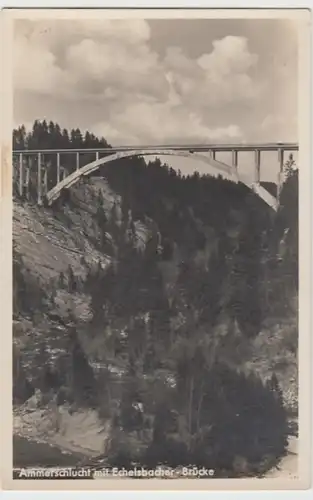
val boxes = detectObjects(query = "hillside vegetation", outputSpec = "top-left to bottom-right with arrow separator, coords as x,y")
13,121 -> 298,477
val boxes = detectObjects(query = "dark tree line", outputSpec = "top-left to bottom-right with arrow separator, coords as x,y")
13,120 -> 111,152
13,120 -> 112,196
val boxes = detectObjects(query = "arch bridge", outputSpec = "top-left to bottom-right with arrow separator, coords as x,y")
13,143 -> 298,211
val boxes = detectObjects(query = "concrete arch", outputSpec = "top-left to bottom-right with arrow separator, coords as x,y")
45,149 -> 277,210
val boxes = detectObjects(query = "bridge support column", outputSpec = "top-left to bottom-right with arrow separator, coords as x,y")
57,153 -> 60,183
96,151 -> 99,161
43,168 -> 48,195
209,149 -> 216,160
19,153 -> 23,196
25,167 -> 30,200
37,152 -> 42,205
276,148 -> 284,202
232,149 -> 238,176
254,149 -> 261,183
278,148 -> 284,173
76,152 -> 80,171
60,167 -> 66,181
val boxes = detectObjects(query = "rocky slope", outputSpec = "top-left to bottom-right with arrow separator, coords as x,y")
13,175 -> 175,456
12,172 -> 298,474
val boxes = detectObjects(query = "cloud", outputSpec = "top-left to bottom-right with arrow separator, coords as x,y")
64,36 -> 169,101
14,19 -> 151,52
93,101 -> 244,144
13,34 -> 63,94
198,36 -> 258,75
14,19 -> 293,145
165,36 -> 261,110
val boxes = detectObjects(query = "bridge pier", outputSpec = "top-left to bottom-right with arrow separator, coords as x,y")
76,152 -> 80,171
57,153 -> 60,183
276,148 -> 285,203
37,152 -> 42,205
209,149 -> 216,160
25,166 -> 30,200
60,166 -> 67,181
254,149 -> 261,183
278,148 -> 284,173
232,149 -> 238,174
43,167 -> 48,195
18,153 -> 23,197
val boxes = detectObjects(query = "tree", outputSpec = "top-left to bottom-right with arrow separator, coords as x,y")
67,265 -> 77,293
13,125 -> 27,149
48,120 -> 55,137
84,131 -> 92,148
13,345 -> 34,404
68,327 -> 98,408
70,128 -> 83,148
58,271 -> 65,289
62,128 -> 70,147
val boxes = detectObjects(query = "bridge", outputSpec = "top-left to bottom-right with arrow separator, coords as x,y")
12,142 -> 298,211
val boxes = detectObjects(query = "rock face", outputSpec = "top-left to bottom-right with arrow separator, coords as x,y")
13,402 -> 110,457
13,176 -> 157,284
13,178 -> 116,283
12,176 -> 155,456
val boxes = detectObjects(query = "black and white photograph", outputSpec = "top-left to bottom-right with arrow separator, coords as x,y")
1,8 -> 311,490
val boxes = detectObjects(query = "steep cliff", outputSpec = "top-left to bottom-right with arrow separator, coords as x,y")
13,176 -> 148,456
12,164 -> 298,475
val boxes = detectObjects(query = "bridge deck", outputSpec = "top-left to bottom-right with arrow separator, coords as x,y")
13,142 -> 298,155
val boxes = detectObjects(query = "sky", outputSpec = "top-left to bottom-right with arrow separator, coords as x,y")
13,17 -> 299,182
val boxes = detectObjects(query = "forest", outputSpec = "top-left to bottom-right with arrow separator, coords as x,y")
13,120 -> 298,477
